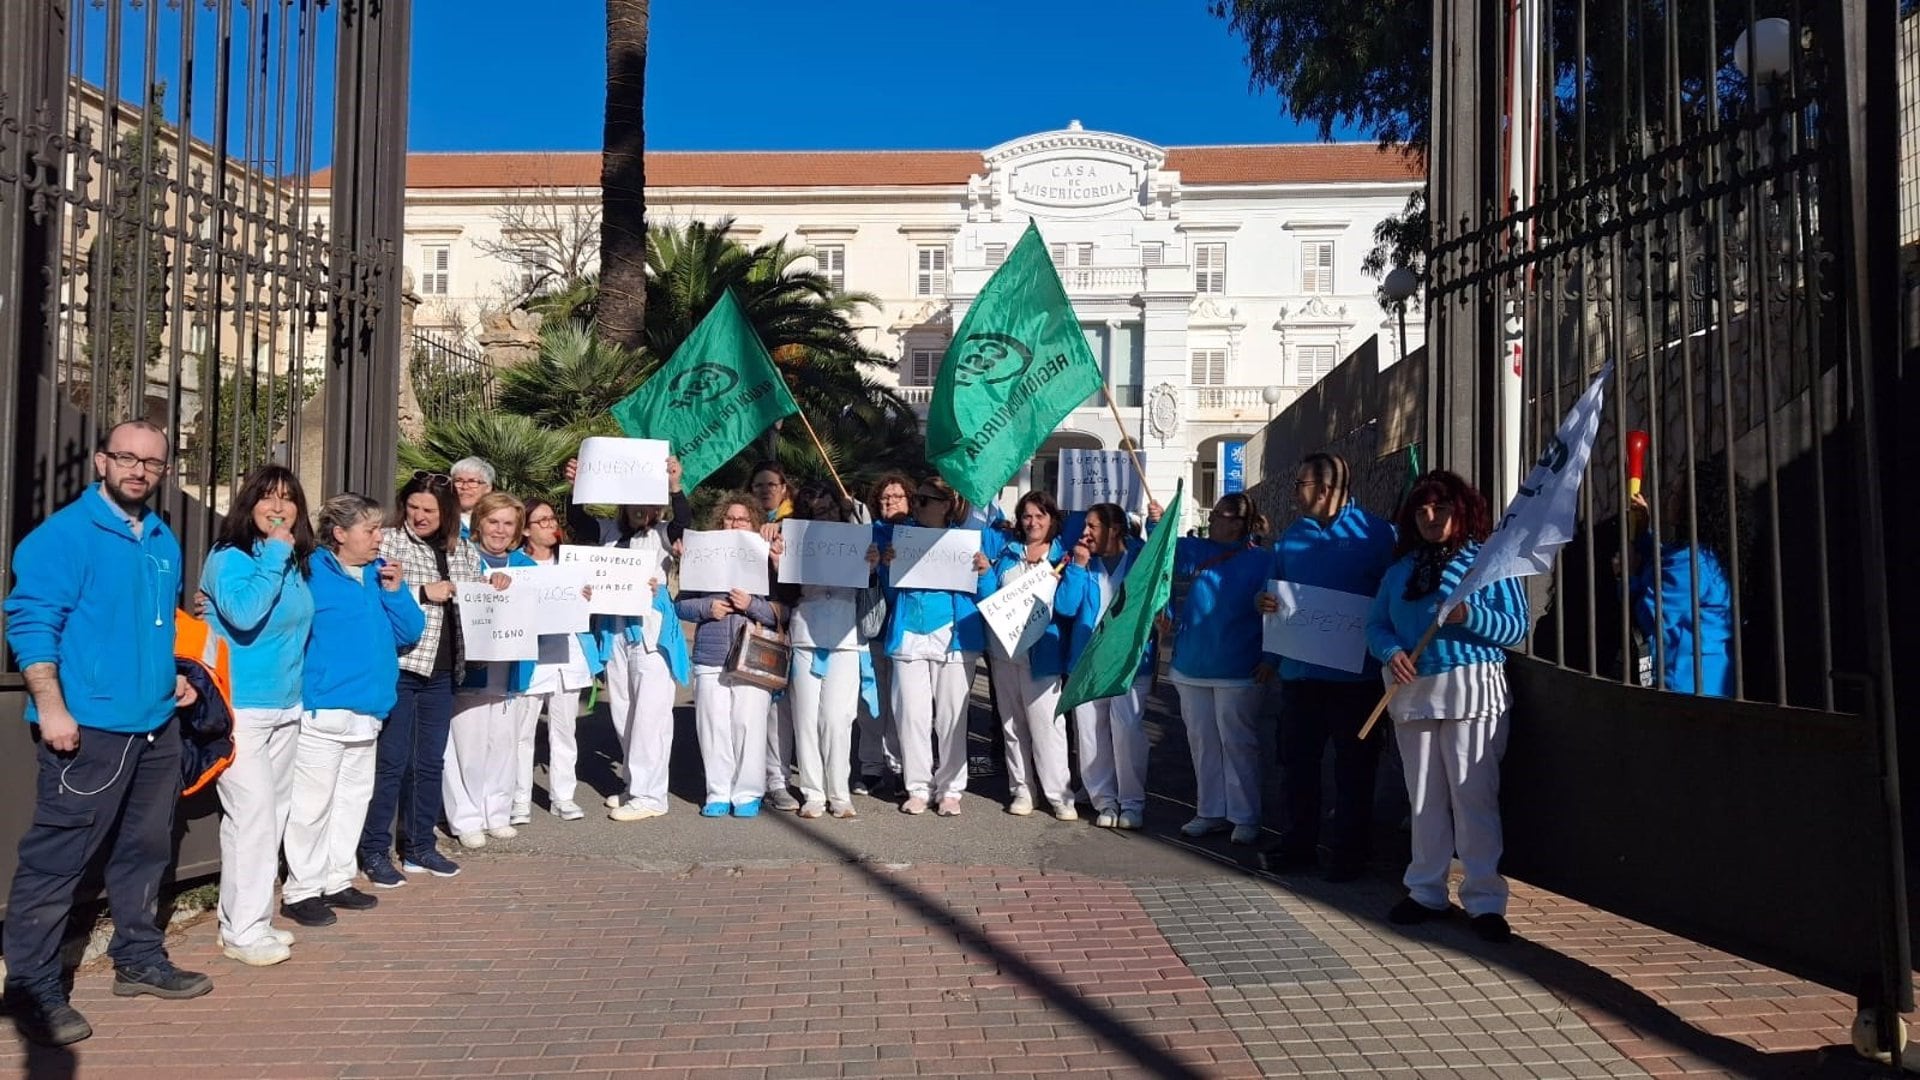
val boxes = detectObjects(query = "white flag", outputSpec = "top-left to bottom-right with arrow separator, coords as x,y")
1440,361 -> 1612,620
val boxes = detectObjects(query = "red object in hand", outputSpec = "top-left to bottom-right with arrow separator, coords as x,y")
1625,430 -> 1650,497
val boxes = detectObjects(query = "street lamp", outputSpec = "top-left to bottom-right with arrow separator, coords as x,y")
1261,384 -> 1283,421
1382,265 -> 1419,362
1732,17 -> 1794,88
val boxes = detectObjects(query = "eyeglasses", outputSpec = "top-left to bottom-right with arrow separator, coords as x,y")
451,476 -> 487,488
751,480 -> 786,491
526,515 -> 559,528
102,451 -> 171,476
411,470 -> 451,490
914,494 -> 950,507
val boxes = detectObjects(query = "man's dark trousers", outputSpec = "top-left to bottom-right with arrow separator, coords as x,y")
1275,679 -> 1385,868
3,717 -> 181,997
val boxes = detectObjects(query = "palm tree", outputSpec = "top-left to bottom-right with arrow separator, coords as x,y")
397,412 -> 575,501
599,1 -> 649,350
494,319 -> 652,436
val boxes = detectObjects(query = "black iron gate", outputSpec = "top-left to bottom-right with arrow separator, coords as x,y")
0,0 -> 411,898
1425,0 -> 1910,1045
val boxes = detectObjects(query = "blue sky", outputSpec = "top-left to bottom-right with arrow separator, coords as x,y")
409,0 -> 1339,151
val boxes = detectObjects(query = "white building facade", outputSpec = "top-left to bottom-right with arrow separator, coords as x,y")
365,124 -> 1423,518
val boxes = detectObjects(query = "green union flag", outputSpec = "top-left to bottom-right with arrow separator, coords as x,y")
927,222 -> 1105,507
610,289 -> 800,491
1058,480 -> 1184,715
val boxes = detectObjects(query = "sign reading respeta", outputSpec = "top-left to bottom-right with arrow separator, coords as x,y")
778,519 -> 874,589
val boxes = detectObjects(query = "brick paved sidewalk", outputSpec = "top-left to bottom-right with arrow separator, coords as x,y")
0,842 -> 1894,1079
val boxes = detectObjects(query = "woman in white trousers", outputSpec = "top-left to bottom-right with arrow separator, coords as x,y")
883,477 -> 991,817
444,493 -> 526,848
284,494 -> 425,926
982,491 -> 1073,820
1060,502 -> 1153,830
200,465 -> 317,967
783,482 -> 881,819
512,498 -> 606,821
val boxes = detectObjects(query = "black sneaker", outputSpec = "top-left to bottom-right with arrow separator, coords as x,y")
112,961 -> 212,1000
361,853 -> 407,889
322,886 -> 379,911
280,896 -> 339,927
851,775 -> 876,797
401,849 -> 461,878
1387,896 -> 1448,925
1470,913 -> 1513,943
3,987 -> 92,1046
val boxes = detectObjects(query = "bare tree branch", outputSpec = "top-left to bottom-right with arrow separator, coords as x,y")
472,181 -> 602,310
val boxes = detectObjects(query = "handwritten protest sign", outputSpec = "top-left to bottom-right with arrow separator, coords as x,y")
457,582 -> 541,662
571,437 -> 669,506
1057,449 -> 1147,512
498,565 -> 593,635
778,519 -> 873,589
1261,580 -> 1371,673
978,564 -> 1058,659
889,525 -> 982,593
679,529 -> 771,595
558,546 -> 662,617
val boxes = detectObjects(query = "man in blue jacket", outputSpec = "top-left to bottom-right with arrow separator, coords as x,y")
2,420 -> 212,1047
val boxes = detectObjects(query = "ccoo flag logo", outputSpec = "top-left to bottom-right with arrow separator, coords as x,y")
951,333 -> 1035,389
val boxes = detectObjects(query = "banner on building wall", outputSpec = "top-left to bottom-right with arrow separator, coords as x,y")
1218,441 -> 1247,495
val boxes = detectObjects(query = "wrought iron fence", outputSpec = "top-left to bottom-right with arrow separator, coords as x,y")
409,326 -> 495,423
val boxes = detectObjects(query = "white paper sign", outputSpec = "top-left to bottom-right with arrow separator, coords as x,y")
978,565 -> 1059,660
1057,449 -> 1147,512
457,582 -> 542,662
571,436 -> 670,506
558,546 -> 663,617
498,565 -> 593,635
778,519 -> 874,589
678,529 -> 771,595
889,525 -> 982,593
1261,580 -> 1372,673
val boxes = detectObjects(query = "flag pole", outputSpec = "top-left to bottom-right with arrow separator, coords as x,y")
789,405 -> 853,505
1098,383 -> 1156,506
1356,621 -> 1443,741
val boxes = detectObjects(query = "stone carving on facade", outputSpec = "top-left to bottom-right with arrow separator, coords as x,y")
1145,382 -> 1182,445
970,122 -> 1173,222
891,300 -> 952,333
1188,295 -> 1244,327
477,306 -> 544,369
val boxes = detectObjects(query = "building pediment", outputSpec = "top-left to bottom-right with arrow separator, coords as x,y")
968,121 -> 1179,223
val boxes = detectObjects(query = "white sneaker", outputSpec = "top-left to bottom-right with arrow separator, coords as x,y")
767,789 -> 801,812
486,825 -> 519,840
1007,795 -> 1034,816
1093,811 -> 1118,828
1051,803 -> 1079,822
457,832 -> 488,849
220,927 -> 295,947
1115,810 -> 1144,831
608,802 -> 666,822
550,800 -> 585,821
509,805 -> 532,826
222,939 -> 292,967
604,793 -> 627,809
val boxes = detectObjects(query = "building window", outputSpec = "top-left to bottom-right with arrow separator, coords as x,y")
1050,242 -> 1093,267
1141,242 -> 1164,266
1190,349 -> 1227,386
1302,240 -> 1335,295
1296,344 -> 1338,385
907,347 -> 941,387
814,244 -> 846,291
420,244 -> 451,296
1194,243 -> 1226,294
984,242 -> 1006,268
914,245 -> 948,297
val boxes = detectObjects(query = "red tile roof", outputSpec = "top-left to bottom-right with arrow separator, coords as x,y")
314,144 -> 1422,191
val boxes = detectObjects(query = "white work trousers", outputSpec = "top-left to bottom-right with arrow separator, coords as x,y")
1074,675 -> 1152,815
893,653 -> 977,801
217,706 -> 302,947
856,647 -> 899,777
790,649 -> 860,808
1396,710 -> 1511,916
694,667 -> 771,806
988,654 -> 1070,809
766,692 -> 795,797
604,639 -> 676,811
1175,682 -> 1264,826
444,692 -> 517,836
282,727 -> 378,903
514,688 -> 584,808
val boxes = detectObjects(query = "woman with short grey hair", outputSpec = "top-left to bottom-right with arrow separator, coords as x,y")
283,493 -> 424,926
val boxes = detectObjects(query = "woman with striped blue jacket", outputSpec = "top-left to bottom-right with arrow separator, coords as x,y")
1366,470 -> 1529,944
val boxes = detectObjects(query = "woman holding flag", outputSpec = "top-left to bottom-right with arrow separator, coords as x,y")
1150,491 -> 1271,846
1366,469 -> 1529,943
883,476 -> 992,817
1059,502 -> 1153,830
980,491 -> 1075,820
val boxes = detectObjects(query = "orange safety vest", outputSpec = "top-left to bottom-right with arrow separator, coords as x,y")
174,609 -> 237,797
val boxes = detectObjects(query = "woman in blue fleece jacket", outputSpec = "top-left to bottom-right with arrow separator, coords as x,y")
282,494 -> 423,931
677,495 -> 784,818
980,491 -> 1074,820
1366,470 -> 1530,943
1153,491 -> 1272,846
200,465 -> 316,967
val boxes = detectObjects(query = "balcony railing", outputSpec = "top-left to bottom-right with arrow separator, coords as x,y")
1188,384 -> 1296,417
1060,266 -> 1145,294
